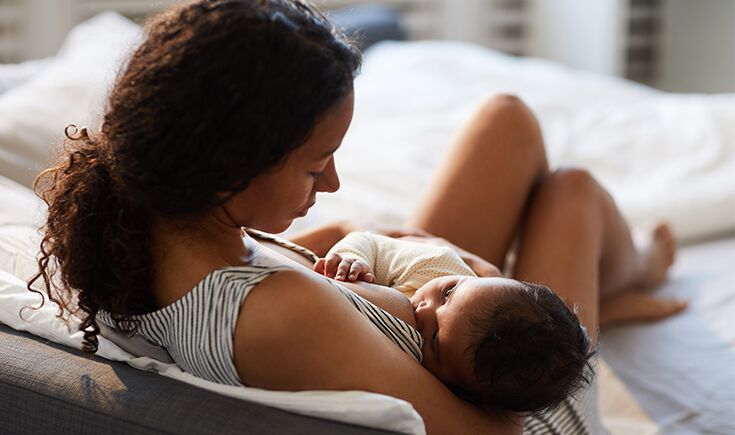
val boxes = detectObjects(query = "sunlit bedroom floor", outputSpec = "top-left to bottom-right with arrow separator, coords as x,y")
601,235 -> 735,435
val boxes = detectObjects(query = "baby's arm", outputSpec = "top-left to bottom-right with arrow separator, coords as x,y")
314,253 -> 375,283
314,232 -> 379,283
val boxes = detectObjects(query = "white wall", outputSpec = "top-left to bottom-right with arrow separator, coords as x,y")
655,0 -> 735,93
524,0 -> 628,76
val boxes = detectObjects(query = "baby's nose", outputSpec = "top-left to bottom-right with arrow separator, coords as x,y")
413,300 -> 431,330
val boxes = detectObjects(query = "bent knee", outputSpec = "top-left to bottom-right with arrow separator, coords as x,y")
534,167 -> 603,205
479,93 -> 528,118
471,93 -> 544,152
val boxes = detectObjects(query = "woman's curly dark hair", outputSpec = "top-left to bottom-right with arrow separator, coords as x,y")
26,0 -> 361,353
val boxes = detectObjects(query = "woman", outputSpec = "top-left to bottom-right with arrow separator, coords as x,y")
29,1 -> 684,433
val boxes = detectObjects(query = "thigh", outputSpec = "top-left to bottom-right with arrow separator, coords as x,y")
512,169 -> 605,342
407,94 -> 549,268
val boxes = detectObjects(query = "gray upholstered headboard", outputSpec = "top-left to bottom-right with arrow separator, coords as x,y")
0,324 -> 399,435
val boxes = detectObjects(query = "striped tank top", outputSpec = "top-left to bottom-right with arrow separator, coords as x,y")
97,230 -> 601,434
96,230 -> 423,386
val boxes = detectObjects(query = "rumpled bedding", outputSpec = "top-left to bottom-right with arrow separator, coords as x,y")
2,11 -> 734,435
291,41 -> 735,245
0,258 -> 425,435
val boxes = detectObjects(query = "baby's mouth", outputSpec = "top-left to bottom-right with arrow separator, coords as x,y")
409,296 -> 419,309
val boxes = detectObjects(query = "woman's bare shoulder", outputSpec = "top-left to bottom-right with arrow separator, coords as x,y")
231,268 -> 522,435
232,268 -> 368,389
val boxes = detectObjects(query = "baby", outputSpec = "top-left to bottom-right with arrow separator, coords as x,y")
314,231 -> 595,414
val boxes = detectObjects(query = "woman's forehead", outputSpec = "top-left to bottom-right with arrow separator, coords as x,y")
306,92 -> 354,151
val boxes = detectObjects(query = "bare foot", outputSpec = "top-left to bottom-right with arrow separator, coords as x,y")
600,291 -> 688,328
633,223 -> 677,290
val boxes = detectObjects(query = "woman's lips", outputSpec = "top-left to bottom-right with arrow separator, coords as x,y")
296,200 -> 316,217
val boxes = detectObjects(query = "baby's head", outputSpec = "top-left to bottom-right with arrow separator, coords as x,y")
410,276 -> 595,414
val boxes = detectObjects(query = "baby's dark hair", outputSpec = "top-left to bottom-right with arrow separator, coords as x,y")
451,281 -> 597,415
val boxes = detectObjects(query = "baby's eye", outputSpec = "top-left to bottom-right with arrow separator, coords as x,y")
442,285 -> 455,300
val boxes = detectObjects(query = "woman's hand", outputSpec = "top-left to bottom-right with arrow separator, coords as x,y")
314,253 -> 375,283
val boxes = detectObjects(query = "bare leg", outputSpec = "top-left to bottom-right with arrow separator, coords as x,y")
598,291 -> 687,328
408,94 -> 549,268
513,169 -> 683,341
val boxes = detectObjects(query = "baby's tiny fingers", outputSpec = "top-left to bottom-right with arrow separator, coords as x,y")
335,258 -> 354,280
313,258 -> 326,275
324,253 -> 343,277
362,272 -> 375,283
348,260 -> 366,280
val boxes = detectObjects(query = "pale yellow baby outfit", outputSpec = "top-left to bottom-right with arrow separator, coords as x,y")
326,231 -> 476,297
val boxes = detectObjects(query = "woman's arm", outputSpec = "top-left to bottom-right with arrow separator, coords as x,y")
286,220 -> 433,258
286,220 -> 353,257
233,269 -> 523,435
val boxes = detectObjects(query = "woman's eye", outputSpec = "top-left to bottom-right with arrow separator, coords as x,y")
308,171 -> 320,178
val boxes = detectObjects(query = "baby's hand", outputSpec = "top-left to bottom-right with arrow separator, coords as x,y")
314,253 -> 375,283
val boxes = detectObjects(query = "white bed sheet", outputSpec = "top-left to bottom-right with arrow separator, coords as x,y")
602,236 -> 735,434
290,41 -> 735,245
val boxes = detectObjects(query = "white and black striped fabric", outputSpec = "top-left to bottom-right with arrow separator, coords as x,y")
97,265 -> 286,385
97,264 -> 425,384
245,228 -> 424,361
97,230 -> 604,434
329,280 -> 424,362
523,362 -> 607,435
245,228 -> 321,264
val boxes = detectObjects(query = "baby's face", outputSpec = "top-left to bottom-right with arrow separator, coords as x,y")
410,276 -> 524,387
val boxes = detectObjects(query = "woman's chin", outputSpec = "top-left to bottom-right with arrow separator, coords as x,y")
253,219 -> 293,235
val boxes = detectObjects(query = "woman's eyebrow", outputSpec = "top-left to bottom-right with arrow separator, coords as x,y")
318,145 -> 340,159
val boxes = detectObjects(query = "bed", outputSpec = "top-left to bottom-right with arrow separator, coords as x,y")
1,11 -> 734,435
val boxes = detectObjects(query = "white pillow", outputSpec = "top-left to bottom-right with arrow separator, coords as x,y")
0,174 -> 43,225
0,57 -> 53,96
0,264 -> 425,435
0,12 -> 141,187
0,175 -> 43,286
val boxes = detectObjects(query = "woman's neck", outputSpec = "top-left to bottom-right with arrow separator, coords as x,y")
149,214 -> 251,308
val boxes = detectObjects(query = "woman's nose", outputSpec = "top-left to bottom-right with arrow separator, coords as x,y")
316,157 -> 340,193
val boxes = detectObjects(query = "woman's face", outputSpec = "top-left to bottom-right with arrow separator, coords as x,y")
223,92 -> 354,233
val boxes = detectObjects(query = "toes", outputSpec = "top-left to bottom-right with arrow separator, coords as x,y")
653,222 -> 677,265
